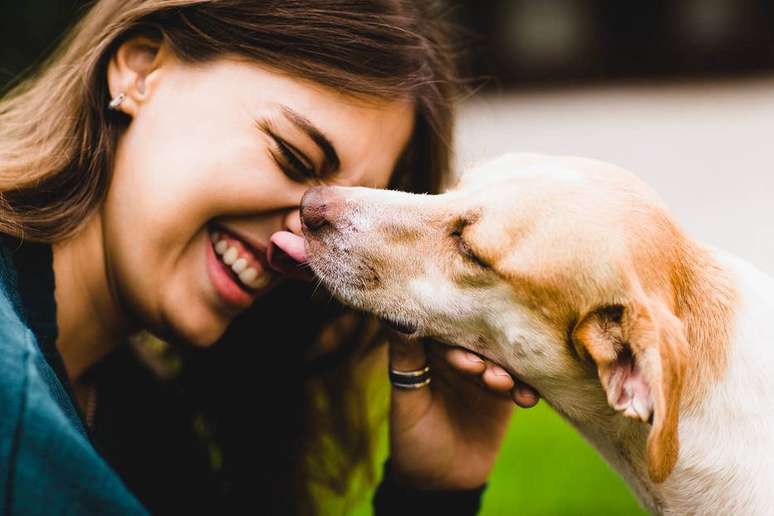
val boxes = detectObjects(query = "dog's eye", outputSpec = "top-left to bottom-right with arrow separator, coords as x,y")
451,225 -> 488,268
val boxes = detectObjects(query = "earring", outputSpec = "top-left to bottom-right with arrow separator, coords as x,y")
108,92 -> 126,111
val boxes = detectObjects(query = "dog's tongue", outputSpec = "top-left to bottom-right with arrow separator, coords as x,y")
268,231 -> 314,281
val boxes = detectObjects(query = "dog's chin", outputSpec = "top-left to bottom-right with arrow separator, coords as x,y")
306,255 -> 366,306
306,244 -> 379,305
380,316 -> 419,336
305,238 -> 424,336
308,260 -> 422,336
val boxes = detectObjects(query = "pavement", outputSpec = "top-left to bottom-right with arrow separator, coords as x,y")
455,77 -> 774,276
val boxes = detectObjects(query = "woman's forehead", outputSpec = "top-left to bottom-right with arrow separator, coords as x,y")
163,57 -> 417,187
249,68 -> 415,186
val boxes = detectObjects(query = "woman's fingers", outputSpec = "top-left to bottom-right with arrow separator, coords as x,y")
443,345 -> 541,407
481,363 -> 515,393
389,332 -> 427,373
444,347 -> 513,394
444,347 -> 487,375
512,381 -> 540,408
387,332 -> 433,421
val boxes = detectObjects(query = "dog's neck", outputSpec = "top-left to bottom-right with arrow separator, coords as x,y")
553,244 -> 774,514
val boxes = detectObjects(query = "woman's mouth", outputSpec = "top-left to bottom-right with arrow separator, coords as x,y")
206,226 -> 271,309
211,230 -> 269,289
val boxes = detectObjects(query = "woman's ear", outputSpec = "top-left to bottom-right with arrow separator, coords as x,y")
571,296 -> 687,483
106,36 -> 165,117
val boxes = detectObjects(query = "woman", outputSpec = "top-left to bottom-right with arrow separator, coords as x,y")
0,1 -> 539,514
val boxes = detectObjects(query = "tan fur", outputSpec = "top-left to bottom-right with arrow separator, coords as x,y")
456,155 -> 734,411
303,153 -> 738,493
571,295 -> 688,482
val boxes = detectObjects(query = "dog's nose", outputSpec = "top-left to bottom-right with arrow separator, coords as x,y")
301,186 -> 338,231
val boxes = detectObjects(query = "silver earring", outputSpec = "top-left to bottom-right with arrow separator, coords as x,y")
108,92 -> 126,111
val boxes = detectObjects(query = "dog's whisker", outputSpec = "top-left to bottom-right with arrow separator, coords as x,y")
311,277 -> 325,297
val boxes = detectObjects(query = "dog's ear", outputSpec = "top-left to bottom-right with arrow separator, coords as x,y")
571,297 -> 687,483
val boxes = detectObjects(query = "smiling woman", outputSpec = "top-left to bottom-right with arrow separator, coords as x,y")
0,1 -> 539,514
96,53 -> 415,347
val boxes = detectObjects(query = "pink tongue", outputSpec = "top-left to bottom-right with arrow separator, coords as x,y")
268,231 -> 314,281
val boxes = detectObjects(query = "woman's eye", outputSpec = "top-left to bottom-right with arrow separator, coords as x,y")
271,137 -> 316,182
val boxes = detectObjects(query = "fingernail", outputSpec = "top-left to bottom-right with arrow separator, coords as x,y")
466,352 -> 483,363
517,384 -> 539,400
493,367 -> 510,377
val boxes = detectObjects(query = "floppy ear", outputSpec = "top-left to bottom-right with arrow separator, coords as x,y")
571,297 -> 687,483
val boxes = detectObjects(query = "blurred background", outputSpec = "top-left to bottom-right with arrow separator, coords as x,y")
3,1 -> 773,515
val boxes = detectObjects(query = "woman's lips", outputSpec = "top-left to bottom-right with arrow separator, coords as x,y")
268,231 -> 314,281
206,235 -> 259,309
206,225 -> 277,309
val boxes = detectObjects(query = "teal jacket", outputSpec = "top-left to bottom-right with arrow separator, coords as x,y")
0,237 -> 146,515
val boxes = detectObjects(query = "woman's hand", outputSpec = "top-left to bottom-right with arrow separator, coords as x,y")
387,332 -> 539,491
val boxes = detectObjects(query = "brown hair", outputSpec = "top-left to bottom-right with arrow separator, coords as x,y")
0,0 -> 460,513
0,0 -> 457,241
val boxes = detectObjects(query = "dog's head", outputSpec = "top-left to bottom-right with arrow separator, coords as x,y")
302,153 -> 689,483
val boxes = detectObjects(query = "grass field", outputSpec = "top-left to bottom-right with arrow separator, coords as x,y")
478,403 -> 647,515
343,400 -> 647,516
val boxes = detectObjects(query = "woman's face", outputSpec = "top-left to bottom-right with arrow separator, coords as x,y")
104,52 -> 414,346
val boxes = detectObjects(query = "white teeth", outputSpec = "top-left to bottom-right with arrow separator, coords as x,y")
223,246 -> 238,265
214,240 -> 228,255
212,235 -> 269,291
238,267 -> 258,285
231,258 -> 247,274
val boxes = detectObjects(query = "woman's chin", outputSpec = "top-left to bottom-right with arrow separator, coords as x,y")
157,306 -> 232,348
183,331 -> 224,348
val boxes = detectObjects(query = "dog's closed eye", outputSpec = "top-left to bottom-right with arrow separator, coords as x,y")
450,219 -> 488,269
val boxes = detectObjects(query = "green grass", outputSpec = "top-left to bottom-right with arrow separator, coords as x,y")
479,403 -> 647,516
343,401 -> 647,516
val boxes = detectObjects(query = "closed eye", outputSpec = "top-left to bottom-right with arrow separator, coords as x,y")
272,135 -> 316,181
450,222 -> 488,268
256,118 -> 318,182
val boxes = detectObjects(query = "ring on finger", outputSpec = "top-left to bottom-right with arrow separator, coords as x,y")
389,364 -> 431,389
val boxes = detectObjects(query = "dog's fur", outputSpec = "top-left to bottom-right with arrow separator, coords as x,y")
302,153 -> 774,514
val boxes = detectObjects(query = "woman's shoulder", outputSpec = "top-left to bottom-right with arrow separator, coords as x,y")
0,236 -> 147,515
0,236 -> 32,330
0,235 -> 87,445
0,346 -> 146,514
0,235 -> 66,383
0,237 -> 48,411
0,237 -> 59,409
0,237 -> 81,477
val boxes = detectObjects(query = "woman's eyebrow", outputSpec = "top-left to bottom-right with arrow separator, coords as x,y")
280,105 -> 341,176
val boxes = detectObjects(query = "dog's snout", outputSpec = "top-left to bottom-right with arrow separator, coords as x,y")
301,186 -> 341,231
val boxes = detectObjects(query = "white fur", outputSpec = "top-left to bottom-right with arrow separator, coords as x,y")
650,250 -> 774,515
545,249 -> 774,515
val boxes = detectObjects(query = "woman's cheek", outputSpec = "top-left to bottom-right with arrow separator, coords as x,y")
113,222 -> 233,347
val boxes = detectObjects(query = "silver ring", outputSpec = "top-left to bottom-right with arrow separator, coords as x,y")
389,364 -> 431,389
